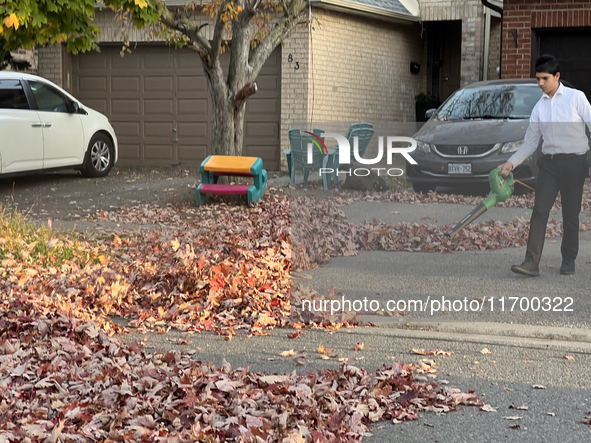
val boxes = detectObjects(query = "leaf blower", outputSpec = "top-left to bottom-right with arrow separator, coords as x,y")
444,168 -> 514,237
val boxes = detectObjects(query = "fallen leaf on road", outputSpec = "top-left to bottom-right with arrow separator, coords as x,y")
480,348 -> 491,354
410,348 -> 453,356
508,424 -> 521,429
287,331 -> 303,339
564,355 -> 574,361
532,384 -> 547,389
292,351 -> 308,366
546,412 -> 555,416
281,349 -> 295,357
509,405 -> 528,410
503,387 -> 514,391
480,404 -> 497,412
318,344 -> 331,354
503,416 -> 522,420
353,342 -> 364,351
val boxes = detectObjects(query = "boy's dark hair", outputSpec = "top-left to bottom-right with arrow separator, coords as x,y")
535,54 -> 560,75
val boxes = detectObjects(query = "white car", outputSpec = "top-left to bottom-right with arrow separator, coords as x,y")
0,72 -> 118,177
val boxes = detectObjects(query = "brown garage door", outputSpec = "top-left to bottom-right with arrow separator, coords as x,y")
538,29 -> 591,100
72,44 -> 281,169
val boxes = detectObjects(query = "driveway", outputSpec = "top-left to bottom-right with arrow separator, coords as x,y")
0,167 -> 200,220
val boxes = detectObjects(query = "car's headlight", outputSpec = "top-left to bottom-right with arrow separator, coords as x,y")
499,140 -> 525,153
416,140 -> 433,153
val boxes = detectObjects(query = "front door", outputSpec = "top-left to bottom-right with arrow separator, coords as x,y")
428,21 -> 462,102
538,28 -> 591,100
0,79 -> 44,174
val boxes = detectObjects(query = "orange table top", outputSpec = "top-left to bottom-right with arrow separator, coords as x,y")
203,155 -> 258,174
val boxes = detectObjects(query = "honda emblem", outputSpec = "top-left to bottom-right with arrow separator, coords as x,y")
457,146 -> 469,155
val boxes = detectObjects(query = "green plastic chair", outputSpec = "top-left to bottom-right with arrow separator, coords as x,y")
286,128 -> 324,187
349,124 -> 374,160
327,123 -> 374,188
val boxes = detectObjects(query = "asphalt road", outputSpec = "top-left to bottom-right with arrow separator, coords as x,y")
115,324 -> 591,443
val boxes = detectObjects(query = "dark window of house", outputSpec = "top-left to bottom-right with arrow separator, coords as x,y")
0,79 -> 30,110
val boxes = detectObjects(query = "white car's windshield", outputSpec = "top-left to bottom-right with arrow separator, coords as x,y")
436,85 -> 543,120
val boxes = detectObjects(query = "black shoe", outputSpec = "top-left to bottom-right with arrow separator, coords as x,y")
560,259 -> 575,275
511,260 -> 540,277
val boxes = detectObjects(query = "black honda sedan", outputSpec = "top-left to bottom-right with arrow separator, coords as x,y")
407,79 -> 560,193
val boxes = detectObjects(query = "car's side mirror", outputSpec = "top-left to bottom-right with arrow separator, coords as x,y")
425,108 -> 437,120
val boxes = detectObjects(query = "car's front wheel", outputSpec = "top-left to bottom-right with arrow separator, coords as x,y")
83,133 -> 114,177
412,183 -> 435,194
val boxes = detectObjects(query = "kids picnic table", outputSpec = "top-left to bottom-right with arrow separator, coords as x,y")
196,155 -> 267,207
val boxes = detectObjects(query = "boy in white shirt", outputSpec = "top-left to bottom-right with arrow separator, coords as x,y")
498,54 -> 591,276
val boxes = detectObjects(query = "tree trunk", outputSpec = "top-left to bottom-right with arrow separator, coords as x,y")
209,90 -> 248,157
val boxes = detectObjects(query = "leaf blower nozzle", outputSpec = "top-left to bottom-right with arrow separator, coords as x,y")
444,168 -> 514,237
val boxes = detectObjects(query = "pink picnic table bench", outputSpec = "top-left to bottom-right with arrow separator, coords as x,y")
196,155 -> 267,207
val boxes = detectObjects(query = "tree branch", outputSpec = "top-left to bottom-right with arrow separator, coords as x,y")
235,81 -> 258,104
249,0 -> 308,76
211,0 -> 233,59
160,7 -> 212,59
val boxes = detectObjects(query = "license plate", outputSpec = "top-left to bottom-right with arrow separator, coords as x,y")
448,163 -> 472,175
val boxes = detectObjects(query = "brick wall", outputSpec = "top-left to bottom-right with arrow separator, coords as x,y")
280,24 -> 311,171
37,44 -> 63,86
307,8 -> 425,123
502,0 -> 591,78
5,48 -> 37,73
419,0 -> 485,86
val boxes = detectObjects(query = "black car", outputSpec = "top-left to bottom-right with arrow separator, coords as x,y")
407,79 -> 566,193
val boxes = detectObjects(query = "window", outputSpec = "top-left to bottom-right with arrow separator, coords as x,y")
29,80 -> 69,113
0,80 -> 30,110
437,85 -> 543,120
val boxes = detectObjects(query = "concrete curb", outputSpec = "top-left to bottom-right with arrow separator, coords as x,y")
359,316 -> 591,346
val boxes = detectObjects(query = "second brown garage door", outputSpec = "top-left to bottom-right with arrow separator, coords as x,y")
72,44 -> 281,169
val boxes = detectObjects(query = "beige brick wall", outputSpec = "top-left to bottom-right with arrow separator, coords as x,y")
6,48 -> 37,73
280,24 -> 311,171
37,44 -> 63,86
92,9 -> 215,42
419,0 -> 485,86
308,9 -> 425,123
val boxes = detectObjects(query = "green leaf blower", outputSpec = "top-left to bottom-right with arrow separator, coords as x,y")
444,168 -> 514,237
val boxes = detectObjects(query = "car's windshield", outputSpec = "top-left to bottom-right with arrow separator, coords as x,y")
435,84 -> 543,120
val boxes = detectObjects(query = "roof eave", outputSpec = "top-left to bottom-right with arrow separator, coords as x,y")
310,0 -> 420,24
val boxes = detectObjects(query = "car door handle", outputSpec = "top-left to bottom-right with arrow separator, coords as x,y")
42,123 -> 53,128
31,123 -> 43,128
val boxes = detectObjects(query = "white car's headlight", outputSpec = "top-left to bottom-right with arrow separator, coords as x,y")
416,140 -> 433,153
499,140 -> 525,153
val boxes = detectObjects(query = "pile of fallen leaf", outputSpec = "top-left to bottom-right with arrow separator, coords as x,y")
290,190 -> 591,270
3,182 -> 591,338
0,300 -> 483,442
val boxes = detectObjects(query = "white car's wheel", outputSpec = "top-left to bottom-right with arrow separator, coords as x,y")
83,133 -> 114,177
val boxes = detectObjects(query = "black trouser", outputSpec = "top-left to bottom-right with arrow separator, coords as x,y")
525,154 -> 588,264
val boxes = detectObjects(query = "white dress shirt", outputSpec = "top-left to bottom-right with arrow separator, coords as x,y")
508,82 -> 591,167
